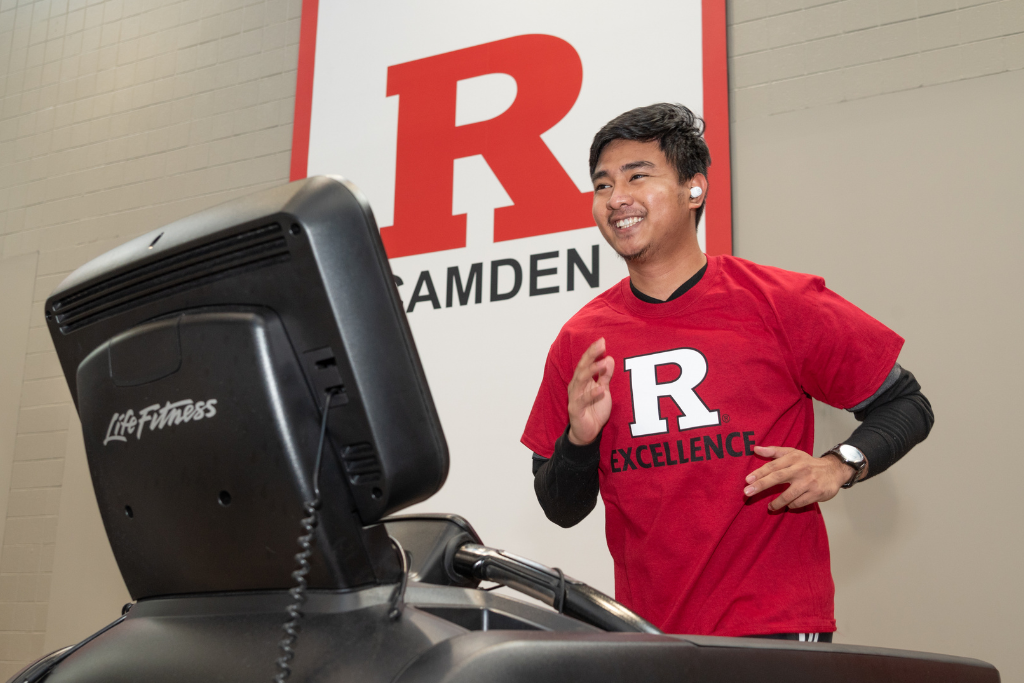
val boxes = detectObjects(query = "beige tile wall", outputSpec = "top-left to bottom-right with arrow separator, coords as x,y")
731,67 -> 1024,681
728,0 -> 1024,120
726,6 -> 1024,683
0,0 -> 299,675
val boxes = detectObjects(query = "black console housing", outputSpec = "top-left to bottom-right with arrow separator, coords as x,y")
44,177 -> 448,599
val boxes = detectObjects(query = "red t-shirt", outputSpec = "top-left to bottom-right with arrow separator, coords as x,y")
521,255 -> 903,637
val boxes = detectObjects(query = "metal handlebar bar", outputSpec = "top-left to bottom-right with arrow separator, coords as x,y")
452,543 -> 661,634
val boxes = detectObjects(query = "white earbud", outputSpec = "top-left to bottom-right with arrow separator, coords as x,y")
690,186 -> 703,199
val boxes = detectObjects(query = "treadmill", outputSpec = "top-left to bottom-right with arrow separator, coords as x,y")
15,176 -> 998,683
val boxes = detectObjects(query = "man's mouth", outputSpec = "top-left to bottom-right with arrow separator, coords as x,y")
614,216 -> 644,229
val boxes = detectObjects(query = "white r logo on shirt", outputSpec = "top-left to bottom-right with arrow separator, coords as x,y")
623,348 -> 720,437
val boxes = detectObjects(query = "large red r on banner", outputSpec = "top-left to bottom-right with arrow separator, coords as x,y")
291,6 -> 732,257
381,35 -> 594,259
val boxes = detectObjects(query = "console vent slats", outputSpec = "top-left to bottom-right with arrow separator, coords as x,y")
51,224 -> 289,333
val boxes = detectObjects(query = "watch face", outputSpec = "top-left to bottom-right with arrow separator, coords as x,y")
837,444 -> 866,466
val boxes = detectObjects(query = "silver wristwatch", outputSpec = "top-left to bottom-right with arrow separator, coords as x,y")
824,443 -> 867,489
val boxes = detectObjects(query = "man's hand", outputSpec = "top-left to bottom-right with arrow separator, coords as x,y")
567,338 -> 614,446
743,446 -> 856,511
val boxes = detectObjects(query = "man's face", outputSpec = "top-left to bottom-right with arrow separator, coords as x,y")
591,139 -> 695,263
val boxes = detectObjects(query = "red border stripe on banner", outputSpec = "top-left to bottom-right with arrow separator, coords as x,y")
701,0 -> 733,256
290,0 -> 319,182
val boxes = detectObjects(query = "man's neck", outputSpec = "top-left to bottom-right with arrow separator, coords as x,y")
627,247 -> 708,302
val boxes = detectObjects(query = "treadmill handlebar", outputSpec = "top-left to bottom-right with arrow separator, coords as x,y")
452,543 -> 662,634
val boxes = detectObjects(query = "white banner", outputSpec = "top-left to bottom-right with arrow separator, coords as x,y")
292,0 -> 730,594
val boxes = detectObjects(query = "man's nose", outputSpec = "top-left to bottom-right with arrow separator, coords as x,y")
609,188 -> 632,209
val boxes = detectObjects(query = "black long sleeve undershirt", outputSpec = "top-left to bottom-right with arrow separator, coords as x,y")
533,428 -> 602,528
847,367 -> 933,479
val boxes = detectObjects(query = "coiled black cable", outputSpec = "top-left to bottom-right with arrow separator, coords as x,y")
273,388 -> 336,682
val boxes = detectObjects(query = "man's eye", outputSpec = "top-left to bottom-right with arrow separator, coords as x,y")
595,183 -> 611,191
630,173 -> 647,181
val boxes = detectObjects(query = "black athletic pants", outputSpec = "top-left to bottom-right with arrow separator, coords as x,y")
747,632 -> 833,642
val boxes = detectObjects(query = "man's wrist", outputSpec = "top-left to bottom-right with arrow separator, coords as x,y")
823,444 -> 868,488
824,453 -> 857,486
567,426 -> 597,446
557,426 -> 601,468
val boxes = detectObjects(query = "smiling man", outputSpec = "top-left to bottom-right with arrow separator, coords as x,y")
521,103 -> 934,641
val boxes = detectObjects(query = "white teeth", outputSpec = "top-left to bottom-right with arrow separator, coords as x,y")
615,216 -> 643,229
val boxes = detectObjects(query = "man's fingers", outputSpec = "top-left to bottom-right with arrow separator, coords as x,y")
575,338 -> 607,372
570,382 -> 602,410
744,467 -> 794,497
745,447 -> 800,484
569,355 -> 613,412
787,492 -> 818,510
745,452 -> 799,485
581,356 -> 614,381
567,339 -> 614,447
767,482 -> 805,511
746,461 -> 779,485
572,344 -> 614,386
572,359 -> 614,401
752,445 -> 793,459
744,448 -> 841,509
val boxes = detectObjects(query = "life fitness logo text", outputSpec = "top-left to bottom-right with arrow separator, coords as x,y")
382,36 -> 602,313
103,399 -> 218,446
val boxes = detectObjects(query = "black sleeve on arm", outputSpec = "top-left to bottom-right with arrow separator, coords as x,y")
532,428 -> 601,528
843,366 -> 934,480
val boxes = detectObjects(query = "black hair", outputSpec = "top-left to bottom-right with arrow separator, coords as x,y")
589,103 -> 711,227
